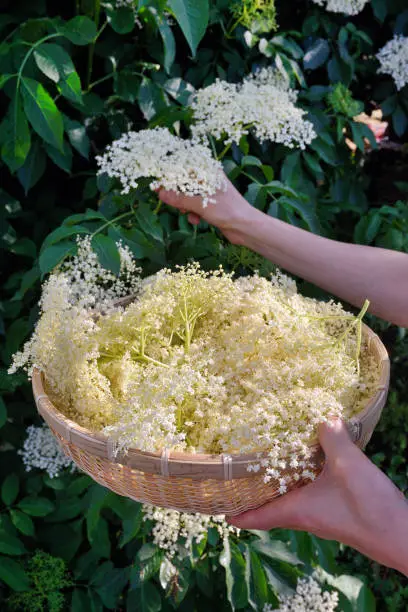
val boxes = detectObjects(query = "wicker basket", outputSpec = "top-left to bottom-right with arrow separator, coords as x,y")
32,323 -> 390,516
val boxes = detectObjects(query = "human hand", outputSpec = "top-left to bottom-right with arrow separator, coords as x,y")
157,175 -> 256,245
228,419 -> 408,576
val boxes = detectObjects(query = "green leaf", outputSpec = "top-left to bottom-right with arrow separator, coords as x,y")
0,556 -> 30,591
264,181 -> 300,199
149,7 -> 176,73
93,565 -> 130,609
91,234 -> 121,275
33,43 -> 82,106
1,97 -> 31,172
138,77 -> 169,121
127,581 -> 161,612
392,106 -> 408,137
62,16 -> 97,45
39,240 -> 75,275
167,0 -> 209,56
163,77 -> 195,105
322,572 -> 375,612
1,473 -> 19,506
251,537 -> 303,566
244,545 -> 269,611
0,397 -> 7,429
107,6 -> 135,34
44,140 -> 73,173
63,116 -> 90,158
278,196 -> 320,233
136,201 -> 164,242
10,510 -> 35,537
42,225 -> 90,251
21,78 -> 64,150
17,140 -> 46,194
219,538 -> 248,611
17,496 -> 55,516
304,39 -> 330,70
0,531 -> 26,555
119,506 -> 144,547
131,544 -> 163,588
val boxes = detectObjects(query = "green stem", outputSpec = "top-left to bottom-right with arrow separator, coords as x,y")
86,0 -> 101,90
16,32 -> 61,94
217,142 -> 232,161
88,71 -> 115,91
153,200 -> 162,215
90,211 -> 134,238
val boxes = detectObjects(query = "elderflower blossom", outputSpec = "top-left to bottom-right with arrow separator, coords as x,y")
376,36 -> 408,91
96,127 -> 226,206
19,425 -> 75,478
191,68 -> 316,149
142,504 -> 238,560
311,0 -> 369,15
264,576 -> 339,611
11,244 -> 380,485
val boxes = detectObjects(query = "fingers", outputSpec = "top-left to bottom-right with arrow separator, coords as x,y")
227,490 -> 304,531
157,189 -> 185,210
318,418 -> 358,463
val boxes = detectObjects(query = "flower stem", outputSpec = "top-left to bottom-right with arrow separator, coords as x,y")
86,0 -> 101,91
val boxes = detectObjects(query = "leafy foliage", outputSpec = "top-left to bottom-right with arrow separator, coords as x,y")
0,0 -> 407,610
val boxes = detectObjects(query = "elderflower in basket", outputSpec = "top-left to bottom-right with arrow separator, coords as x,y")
12,238 -> 389,515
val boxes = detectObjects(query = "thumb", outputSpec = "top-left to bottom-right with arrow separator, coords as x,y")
318,418 -> 356,462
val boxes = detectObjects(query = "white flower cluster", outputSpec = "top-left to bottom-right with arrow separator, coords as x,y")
376,36 -> 408,91
142,503 -> 238,560
19,424 -> 75,478
311,0 -> 369,15
191,68 -> 316,150
264,576 -> 339,612
96,127 -> 226,206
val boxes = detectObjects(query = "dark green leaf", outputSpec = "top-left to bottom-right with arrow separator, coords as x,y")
244,545 -> 269,611
71,588 -> 90,612
0,556 -> 30,591
1,473 -> 19,506
127,581 -> 161,612
138,77 -> 169,120
251,537 -> 303,566
219,539 -> 248,611
151,8 -> 176,73
91,234 -> 121,275
17,496 -> 55,516
1,97 -> 31,172
119,506 -> 144,547
42,225 -> 90,251
163,77 -> 195,105
131,545 -> 163,588
135,201 -> 164,242
34,43 -> 82,105
39,240 -> 75,275
0,397 -> 6,429
392,106 -> 408,137
21,78 -> 64,150
167,0 -> 209,56
17,140 -> 46,194
63,16 -> 97,45
44,140 -> 73,173
9,510 -> 35,537
278,196 -> 320,233
107,6 -> 135,34
0,531 -> 26,555
304,39 -> 330,70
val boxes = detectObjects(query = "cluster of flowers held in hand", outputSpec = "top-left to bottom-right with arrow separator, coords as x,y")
96,68 -> 316,205
11,237 -> 379,491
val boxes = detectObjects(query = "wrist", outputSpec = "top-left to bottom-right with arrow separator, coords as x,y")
226,201 -> 266,243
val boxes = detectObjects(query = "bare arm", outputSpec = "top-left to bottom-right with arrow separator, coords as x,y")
158,179 -> 408,327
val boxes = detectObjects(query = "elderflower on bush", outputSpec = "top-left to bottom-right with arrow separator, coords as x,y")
96,127 -> 226,206
311,0 -> 369,16
264,576 -> 339,611
376,36 -> 408,91
11,241 -> 380,486
191,68 -> 316,149
19,425 -> 75,478
142,504 -> 238,561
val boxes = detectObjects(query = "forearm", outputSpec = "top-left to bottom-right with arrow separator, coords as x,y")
234,207 -> 408,327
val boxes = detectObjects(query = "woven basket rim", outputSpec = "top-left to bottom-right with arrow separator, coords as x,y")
32,322 -> 390,480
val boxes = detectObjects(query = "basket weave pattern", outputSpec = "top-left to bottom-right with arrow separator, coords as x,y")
32,324 -> 390,515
